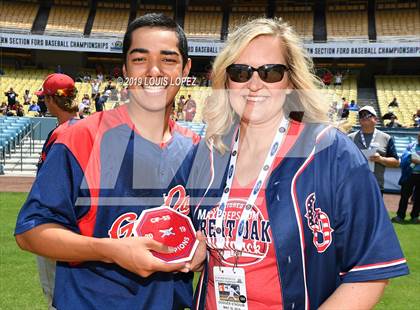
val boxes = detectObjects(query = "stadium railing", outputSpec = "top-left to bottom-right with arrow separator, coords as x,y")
0,117 -> 32,160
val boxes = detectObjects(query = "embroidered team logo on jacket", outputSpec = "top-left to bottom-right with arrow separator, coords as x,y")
304,193 -> 334,253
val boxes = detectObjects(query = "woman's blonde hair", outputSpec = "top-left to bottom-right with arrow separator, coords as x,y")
204,17 -> 330,153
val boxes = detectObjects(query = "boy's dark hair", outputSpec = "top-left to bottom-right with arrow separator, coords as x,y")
123,13 -> 188,68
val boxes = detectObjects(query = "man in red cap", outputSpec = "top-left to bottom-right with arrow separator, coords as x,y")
35,73 -> 80,170
34,73 -> 80,309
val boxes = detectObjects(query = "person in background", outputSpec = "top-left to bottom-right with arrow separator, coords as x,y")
90,79 -> 101,99
392,132 -> 420,224
78,94 -> 91,118
189,17 -> 408,310
184,94 -> 196,122
37,92 -> 47,117
33,73 -> 80,309
205,69 -> 212,87
96,71 -> 104,83
28,101 -> 41,116
177,95 -> 186,120
95,90 -> 110,112
23,90 -> 32,105
104,80 -> 114,91
412,109 -> 420,128
322,70 -> 333,86
113,65 -> 121,79
35,74 -> 80,171
388,97 -> 399,108
5,87 -> 18,108
334,71 -> 342,85
341,97 -> 349,119
83,72 -> 91,82
0,101 -> 8,115
349,99 -> 359,111
385,114 -> 402,128
104,81 -> 118,100
348,106 -> 400,193
16,104 -> 25,117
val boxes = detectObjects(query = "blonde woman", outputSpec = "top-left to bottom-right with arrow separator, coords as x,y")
189,18 -> 408,310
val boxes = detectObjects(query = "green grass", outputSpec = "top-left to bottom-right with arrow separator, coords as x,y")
0,192 -> 47,309
376,212 -> 420,310
1,193 -> 418,309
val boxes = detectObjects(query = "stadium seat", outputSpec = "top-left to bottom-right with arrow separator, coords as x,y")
0,1 -> 39,31
91,2 -> 130,36
184,6 -> 222,39
275,5 -> 313,39
375,75 -> 420,127
228,5 -> 266,35
0,116 -> 36,159
45,4 -> 89,34
326,4 -> 368,39
376,7 -> 420,38
0,137 -> 11,159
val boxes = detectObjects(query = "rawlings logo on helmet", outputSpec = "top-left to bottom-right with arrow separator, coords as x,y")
304,193 -> 334,253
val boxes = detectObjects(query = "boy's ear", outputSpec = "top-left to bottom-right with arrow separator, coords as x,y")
182,58 -> 192,78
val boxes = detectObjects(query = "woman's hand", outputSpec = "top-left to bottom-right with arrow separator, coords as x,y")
188,230 -> 207,272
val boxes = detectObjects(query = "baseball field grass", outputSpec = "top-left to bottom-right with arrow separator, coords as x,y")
1,192 -> 419,309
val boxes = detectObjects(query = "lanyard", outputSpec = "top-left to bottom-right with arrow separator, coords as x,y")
214,117 -> 289,252
360,129 -> 377,149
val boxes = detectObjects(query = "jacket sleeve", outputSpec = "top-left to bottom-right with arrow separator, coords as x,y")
333,135 -> 409,283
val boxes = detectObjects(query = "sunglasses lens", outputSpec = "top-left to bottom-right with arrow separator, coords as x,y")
260,65 -> 286,83
227,65 -> 251,83
359,113 -> 372,119
227,64 -> 288,83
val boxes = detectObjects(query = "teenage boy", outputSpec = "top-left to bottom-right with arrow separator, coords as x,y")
15,14 -> 204,309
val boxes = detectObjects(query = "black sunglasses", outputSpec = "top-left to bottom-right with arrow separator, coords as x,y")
359,112 -> 374,120
226,64 -> 289,83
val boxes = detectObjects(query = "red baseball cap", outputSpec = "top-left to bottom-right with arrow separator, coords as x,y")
35,73 -> 75,96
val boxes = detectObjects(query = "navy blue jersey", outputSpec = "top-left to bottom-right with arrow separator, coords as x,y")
15,105 -> 200,309
37,118 -> 80,173
187,121 -> 409,310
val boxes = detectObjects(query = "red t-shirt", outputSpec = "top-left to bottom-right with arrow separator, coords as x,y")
205,178 -> 283,309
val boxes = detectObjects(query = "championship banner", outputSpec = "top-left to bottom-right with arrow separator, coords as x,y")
306,41 -> 420,58
1,32 -> 419,57
188,41 -> 224,56
0,32 -> 123,53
